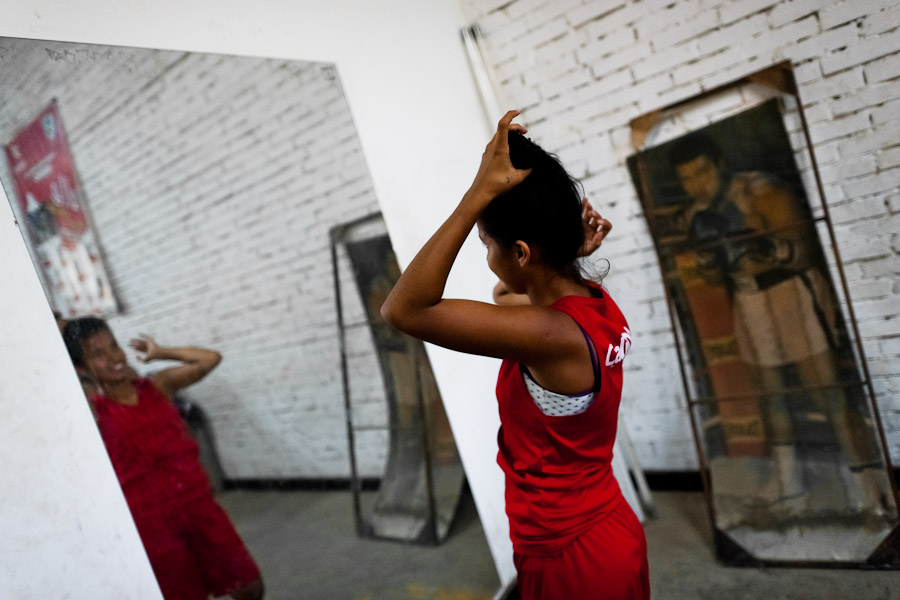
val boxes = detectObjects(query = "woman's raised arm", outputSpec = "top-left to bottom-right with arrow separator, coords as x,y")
380,111 -> 578,365
130,334 -> 221,399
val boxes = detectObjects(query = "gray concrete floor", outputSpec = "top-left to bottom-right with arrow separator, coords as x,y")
218,487 -> 499,600
217,489 -> 898,600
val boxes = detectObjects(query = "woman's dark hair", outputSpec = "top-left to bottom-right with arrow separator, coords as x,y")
479,132 -> 584,274
63,317 -> 110,367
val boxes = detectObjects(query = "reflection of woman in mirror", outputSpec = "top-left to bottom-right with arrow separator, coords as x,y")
381,111 -> 647,599
63,318 -> 264,600
54,310 -> 105,404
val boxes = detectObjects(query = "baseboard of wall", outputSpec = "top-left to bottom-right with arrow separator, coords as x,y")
222,468 -> 900,495
221,472 -> 704,493
222,477 -> 381,492
644,468 -> 900,493
644,470 -> 704,491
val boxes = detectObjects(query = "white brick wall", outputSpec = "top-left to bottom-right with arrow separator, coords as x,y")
460,0 -> 900,468
0,39 -> 388,479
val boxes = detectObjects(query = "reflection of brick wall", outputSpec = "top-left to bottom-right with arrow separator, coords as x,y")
460,0 -> 900,467
0,39 -> 387,479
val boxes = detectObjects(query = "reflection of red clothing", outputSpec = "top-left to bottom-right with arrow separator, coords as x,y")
93,379 -> 259,600
94,378 -> 209,513
496,287 -> 648,598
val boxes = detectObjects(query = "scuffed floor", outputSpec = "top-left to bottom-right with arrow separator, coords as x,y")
217,488 -> 498,600
217,488 -> 898,600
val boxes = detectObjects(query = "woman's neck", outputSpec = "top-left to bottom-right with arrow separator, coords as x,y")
102,379 -> 139,405
524,267 -> 589,307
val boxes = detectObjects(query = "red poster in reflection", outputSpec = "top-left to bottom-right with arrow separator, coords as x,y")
6,102 -> 88,247
4,101 -> 116,316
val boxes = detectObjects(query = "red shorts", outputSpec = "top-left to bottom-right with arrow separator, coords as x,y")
513,499 -> 649,600
131,493 -> 260,600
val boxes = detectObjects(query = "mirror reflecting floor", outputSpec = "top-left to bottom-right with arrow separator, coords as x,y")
709,455 -> 896,561
217,487 -> 898,600
644,491 -> 898,600
218,487 -> 499,600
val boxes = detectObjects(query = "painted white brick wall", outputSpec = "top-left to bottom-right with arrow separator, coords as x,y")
0,39 -> 388,479
460,0 -> 900,468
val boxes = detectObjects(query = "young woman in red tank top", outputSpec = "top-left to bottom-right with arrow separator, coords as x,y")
63,318 -> 264,600
382,110 -> 649,599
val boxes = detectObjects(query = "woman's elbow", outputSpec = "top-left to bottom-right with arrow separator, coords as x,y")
380,298 -> 404,330
381,298 -> 425,337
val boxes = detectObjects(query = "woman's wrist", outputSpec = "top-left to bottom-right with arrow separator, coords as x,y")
460,186 -> 495,215
146,345 -> 175,362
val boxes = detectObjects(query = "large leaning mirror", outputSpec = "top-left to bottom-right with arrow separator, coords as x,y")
0,36 -> 482,598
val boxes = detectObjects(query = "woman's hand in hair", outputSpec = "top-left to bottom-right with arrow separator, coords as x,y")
578,198 -> 612,257
467,110 -> 532,206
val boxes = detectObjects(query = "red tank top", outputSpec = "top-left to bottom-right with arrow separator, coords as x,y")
496,285 -> 631,556
92,378 -> 210,513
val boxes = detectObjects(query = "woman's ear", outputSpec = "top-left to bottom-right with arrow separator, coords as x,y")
513,240 -> 532,267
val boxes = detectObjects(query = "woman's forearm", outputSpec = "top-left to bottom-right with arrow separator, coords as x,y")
151,345 -> 221,369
